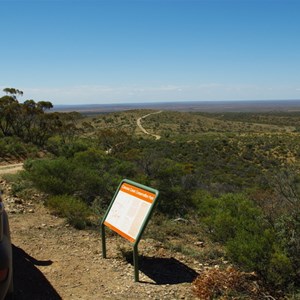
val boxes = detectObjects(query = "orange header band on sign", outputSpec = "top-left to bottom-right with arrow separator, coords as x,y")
104,221 -> 135,243
120,183 -> 155,204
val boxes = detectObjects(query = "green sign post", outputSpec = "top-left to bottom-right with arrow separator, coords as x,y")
101,179 -> 159,282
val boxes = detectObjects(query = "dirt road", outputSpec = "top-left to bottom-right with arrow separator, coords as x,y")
0,166 -> 198,299
137,111 -> 163,140
0,163 -> 23,175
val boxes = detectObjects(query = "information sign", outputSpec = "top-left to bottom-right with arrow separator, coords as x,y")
101,179 -> 159,281
104,182 -> 156,243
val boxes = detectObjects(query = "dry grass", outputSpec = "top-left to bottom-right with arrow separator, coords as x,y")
192,266 -> 265,300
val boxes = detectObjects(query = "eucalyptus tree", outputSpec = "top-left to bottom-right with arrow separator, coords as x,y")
3,88 -> 23,99
1,88 -> 55,145
37,101 -> 53,111
0,95 -> 21,136
20,99 -> 55,145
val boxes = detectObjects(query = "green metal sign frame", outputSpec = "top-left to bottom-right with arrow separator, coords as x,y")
101,179 -> 159,282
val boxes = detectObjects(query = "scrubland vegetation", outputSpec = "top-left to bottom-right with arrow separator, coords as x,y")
1,88 -> 300,298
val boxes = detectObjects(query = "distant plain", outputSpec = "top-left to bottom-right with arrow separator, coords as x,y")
52,99 -> 300,114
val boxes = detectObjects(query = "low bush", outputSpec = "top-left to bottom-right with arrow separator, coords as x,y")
46,195 -> 91,229
46,136 -> 90,158
0,137 -> 38,160
23,149 -> 139,207
23,157 -> 103,202
195,193 -> 263,242
194,192 -> 297,288
23,158 -> 79,195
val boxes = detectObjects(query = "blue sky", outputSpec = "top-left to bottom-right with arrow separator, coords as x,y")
1,0 -> 300,105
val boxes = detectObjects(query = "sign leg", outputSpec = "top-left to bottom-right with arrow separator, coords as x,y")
101,224 -> 107,258
133,244 -> 139,282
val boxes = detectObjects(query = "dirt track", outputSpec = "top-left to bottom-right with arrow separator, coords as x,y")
0,166 -> 199,299
0,163 -> 23,175
137,111 -> 162,140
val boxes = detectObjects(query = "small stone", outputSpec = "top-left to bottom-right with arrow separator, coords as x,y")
194,241 -> 205,247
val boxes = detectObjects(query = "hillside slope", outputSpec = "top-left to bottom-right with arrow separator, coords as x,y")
1,173 -> 199,299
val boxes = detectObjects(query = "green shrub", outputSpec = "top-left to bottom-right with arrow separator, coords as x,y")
59,141 -> 89,158
266,249 -> 295,287
226,229 -> 274,274
73,148 -> 105,167
0,136 -> 38,159
194,193 -> 263,242
46,137 -> 89,158
194,192 -> 297,287
46,195 -> 91,229
275,213 -> 300,285
23,158 -> 79,195
23,150 -> 138,209
23,157 -> 103,202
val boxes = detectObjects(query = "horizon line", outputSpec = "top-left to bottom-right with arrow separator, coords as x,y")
53,99 -> 300,107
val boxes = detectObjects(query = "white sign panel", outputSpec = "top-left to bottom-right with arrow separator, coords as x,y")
104,182 -> 156,242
